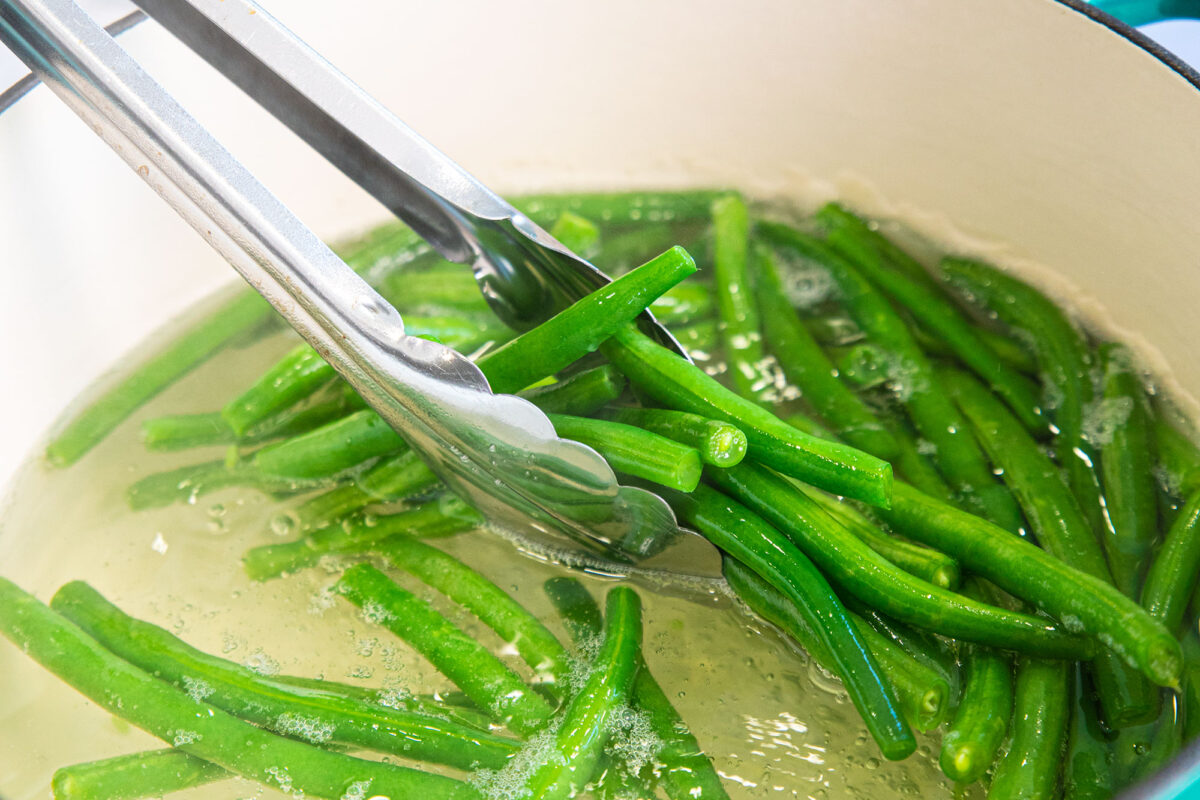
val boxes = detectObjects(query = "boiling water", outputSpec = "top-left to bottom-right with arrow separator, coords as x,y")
0,268 -> 971,798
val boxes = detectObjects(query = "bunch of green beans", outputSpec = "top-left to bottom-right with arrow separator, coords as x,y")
19,189 -> 1200,800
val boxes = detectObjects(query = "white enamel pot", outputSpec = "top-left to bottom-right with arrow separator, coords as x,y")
0,0 -> 1198,795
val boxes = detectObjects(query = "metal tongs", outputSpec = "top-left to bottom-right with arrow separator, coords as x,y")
0,0 -> 719,575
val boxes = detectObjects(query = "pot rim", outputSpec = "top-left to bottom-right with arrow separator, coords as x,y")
1058,0 -> 1200,90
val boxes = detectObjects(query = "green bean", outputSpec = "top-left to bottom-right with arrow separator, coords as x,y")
253,409 -> 405,480
908,318 -> 1039,375
52,581 -> 520,771
544,578 -> 731,800
52,750 -> 229,800
335,563 -> 555,735
831,343 -> 890,391
944,368 -> 1159,724
706,463 -> 1090,657
759,223 -> 1021,531
806,492 -> 960,590
1154,412 -> 1200,500
938,581 -> 1013,784
825,226 -> 1046,433
284,449 -> 437,531
142,399 -> 350,452
243,496 -> 480,581
548,413 -> 703,492
710,194 -> 766,399
804,313 -> 867,347
0,576 -> 479,800
601,407 -> 747,468
1064,665 -> 1115,800
1182,632 -> 1200,743
126,457 -> 306,510
478,246 -> 696,394
940,256 -> 1107,541
814,202 -> 943,294
515,364 -> 628,416
601,325 -> 893,507
1099,343 -> 1159,595
1141,489 -> 1200,634
549,210 -> 601,257
989,658 -> 1071,800
380,537 -> 572,692
875,483 -> 1182,688
725,558 -> 948,734
672,484 -> 915,758
522,587 -> 643,799
46,292 -> 275,467
944,368 -> 1106,572
44,222 -> 431,467
884,419 -> 955,504
845,605 -> 960,695
753,243 -> 898,458
544,577 -> 606,644
671,319 -> 718,357
650,282 -> 714,325
223,344 -> 339,435
376,270 -> 492,315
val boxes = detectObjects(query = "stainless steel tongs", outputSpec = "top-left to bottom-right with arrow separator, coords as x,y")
0,0 -> 718,574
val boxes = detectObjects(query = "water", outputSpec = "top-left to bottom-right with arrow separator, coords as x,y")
0,314 -> 968,797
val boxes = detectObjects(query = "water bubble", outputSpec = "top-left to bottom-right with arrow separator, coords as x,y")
269,511 -> 299,537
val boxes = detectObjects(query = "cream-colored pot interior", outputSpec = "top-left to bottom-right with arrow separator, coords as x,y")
0,0 -> 1198,483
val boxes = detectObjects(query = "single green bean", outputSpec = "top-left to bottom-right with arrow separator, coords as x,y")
0,576 -> 479,800
253,409 -> 404,480
53,581 -> 520,771
724,558 -> 949,734
1064,664 -> 1115,800
522,587 -> 643,800
706,463 -> 1091,657
548,413 -> 703,492
825,225 -> 1046,433
814,203 -> 943,293
944,367 -> 1159,724
142,400 -> 350,452
1182,632 -> 1200,743
940,256 -> 1107,541
601,325 -> 893,507
883,419 -> 955,504
711,194 -> 767,399
126,457 -> 306,510
543,578 -> 730,800
672,484 -> 915,758
600,407 -> 748,468
335,563 -> 555,735
1112,693 -> 1183,790
549,211 -> 601,258
515,364 -> 628,416
380,537 -> 572,692
1154,412 -> 1200,500
938,581 -> 1013,784
1099,342 -> 1159,596
52,750 -> 229,800
752,243 -> 898,458
1141,489 -> 1200,634
875,482 -> 1182,688
479,246 -> 696,393
806,491 -> 960,590
649,282 -> 714,325
989,658 -> 1071,800
223,344 -> 339,435
759,223 -> 1021,531
243,495 -> 479,580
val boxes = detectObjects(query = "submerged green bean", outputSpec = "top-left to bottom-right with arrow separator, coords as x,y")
752,243 -> 898,458
335,564 -> 555,735
1099,343 -> 1158,596
989,658 -> 1071,800
1064,665 -> 1115,800
1141,489 -> 1200,634
52,750 -> 228,800
712,194 -> 767,399
706,463 -> 1090,658
876,483 -> 1181,688
52,581 -> 520,771
522,587 -> 643,800
673,484 -> 915,759
0,576 -> 480,800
